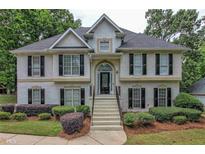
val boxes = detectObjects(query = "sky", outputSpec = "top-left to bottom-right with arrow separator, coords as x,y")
71,9 -> 205,33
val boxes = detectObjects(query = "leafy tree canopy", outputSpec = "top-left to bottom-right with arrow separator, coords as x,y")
144,9 -> 205,91
0,9 -> 81,93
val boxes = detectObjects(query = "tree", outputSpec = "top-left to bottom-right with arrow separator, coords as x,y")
144,9 -> 205,91
0,10 -> 81,94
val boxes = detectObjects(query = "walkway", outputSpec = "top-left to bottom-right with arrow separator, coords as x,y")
0,130 -> 127,145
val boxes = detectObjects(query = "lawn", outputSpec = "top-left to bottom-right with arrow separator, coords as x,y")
0,95 -> 16,104
125,129 -> 205,145
0,120 -> 62,136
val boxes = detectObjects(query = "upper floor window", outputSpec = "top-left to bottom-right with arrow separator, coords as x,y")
134,54 -> 143,75
160,54 -> 169,75
99,39 -> 110,52
63,55 -> 80,76
32,56 -> 41,76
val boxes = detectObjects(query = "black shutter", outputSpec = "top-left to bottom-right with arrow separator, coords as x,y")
81,88 -> 85,105
41,89 -> 45,104
128,88 -> 133,109
28,56 -> 32,76
169,54 -> 173,75
141,88 -> 146,108
80,55 -> 84,76
40,56 -> 45,76
28,89 -> 32,104
142,54 -> 147,75
129,54 -> 134,75
60,89 -> 64,105
59,55 -> 63,76
156,54 -> 160,75
167,88 -> 172,107
154,88 -> 158,107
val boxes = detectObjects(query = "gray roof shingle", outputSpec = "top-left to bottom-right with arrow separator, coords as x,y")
13,27 -> 189,52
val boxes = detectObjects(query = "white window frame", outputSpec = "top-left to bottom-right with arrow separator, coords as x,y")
32,56 -> 41,77
32,88 -> 41,104
133,54 -> 143,76
64,88 -> 80,107
158,88 -> 167,107
159,54 -> 169,75
132,88 -> 142,108
63,54 -> 80,76
99,40 -> 110,52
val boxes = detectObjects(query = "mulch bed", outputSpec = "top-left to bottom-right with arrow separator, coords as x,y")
124,117 -> 205,136
59,117 -> 91,140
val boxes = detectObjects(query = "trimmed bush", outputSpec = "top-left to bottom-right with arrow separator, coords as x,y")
60,112 -> 84,134
174,92 -> 204,112
16,104 -> 58,116
173,116 -> 187,125
11,113 -> 27,121
1,104 -> 15,114
123,113 -> 136,127
52,106 -> 75,117
0,111 -> 11,120
149,107 -> 202,122
76,105 -> 90,116
38,113 -> 51,120
136,112 -> 155,125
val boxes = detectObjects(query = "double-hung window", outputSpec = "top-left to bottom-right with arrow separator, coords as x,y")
99,40 -> 110,52
63,55 -> 80,76
158,88 -> 167,107
64,89 -> 80,106
32,89 -> 41,104
160,54 -> 169,75
32,56 -> 41,76
132,88 -> 141,108
134,54 -> 143,75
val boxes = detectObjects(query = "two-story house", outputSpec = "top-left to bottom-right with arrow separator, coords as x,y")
11,14 -> 188,130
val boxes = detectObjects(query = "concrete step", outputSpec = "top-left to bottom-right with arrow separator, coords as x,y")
91,125 -> 123,131
92,120 -> 121,125
94,101 -> 117,105
94,109 -> 119,112
94,106 -> 118,110
95,96 -> 116,100
92,116 -> 120,121
93,112 -> 119,116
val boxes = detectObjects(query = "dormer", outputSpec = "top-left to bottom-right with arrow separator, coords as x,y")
84,14 -> 125,53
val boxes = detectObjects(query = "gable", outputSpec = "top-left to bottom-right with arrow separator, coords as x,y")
55,32 -> 86,48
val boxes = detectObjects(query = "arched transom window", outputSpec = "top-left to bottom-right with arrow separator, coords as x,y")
98,63 -> 112,72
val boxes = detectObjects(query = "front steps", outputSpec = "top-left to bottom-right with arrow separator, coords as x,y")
91,95 -> 122,131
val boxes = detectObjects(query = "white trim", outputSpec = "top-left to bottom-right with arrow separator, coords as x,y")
63,54 -> 80,76
49,28 -> 92,49
86,14 -> 124,34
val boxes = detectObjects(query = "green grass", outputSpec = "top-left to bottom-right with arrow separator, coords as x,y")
0,95 -> 16,104
126,129 -> 205,145
0,120 -> 62,136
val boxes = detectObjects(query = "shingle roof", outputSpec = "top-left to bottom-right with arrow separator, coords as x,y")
188,78 -> 205,93
12,27 -> 189,52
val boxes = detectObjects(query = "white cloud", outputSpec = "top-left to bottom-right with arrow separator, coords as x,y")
71,9 -> 205,33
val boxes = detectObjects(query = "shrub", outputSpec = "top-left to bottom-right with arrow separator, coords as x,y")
0,111 -> 11,120
52,106 -> 75,117
11,113 -> 27,121
123,113 -> 136,127
38,113 -> 51,120
136,112 -> 155,125
174,92 -> 204,112
173,116 -> 187,125
1,104 -> 15,114
60,112 -> 84,134
76,105 -> 90,116
16,104 -> 58,116
149,107 -> 202,122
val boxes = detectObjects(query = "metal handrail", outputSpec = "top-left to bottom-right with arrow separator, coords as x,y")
115,86 -> 122,120
91,85 -> 95,125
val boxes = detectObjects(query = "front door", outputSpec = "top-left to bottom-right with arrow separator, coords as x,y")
100,72 -> 110,94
